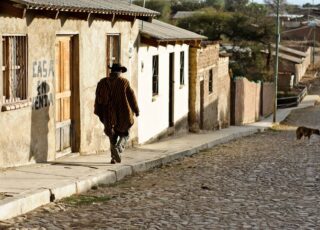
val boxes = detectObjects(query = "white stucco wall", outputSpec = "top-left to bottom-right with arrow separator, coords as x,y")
138,43 -> 189,144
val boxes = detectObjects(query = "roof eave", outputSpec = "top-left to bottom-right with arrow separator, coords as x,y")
140,32 -> 206,42
140,33 -> 205,48
9,0 -> 159,18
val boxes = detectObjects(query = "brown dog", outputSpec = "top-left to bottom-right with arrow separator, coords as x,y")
296,126 -> 320,140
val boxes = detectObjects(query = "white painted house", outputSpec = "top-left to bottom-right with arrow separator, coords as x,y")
137,20 -> 206,144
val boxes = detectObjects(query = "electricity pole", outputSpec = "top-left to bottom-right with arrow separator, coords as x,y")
313,0 -> 315,68
273,0 -> 280,123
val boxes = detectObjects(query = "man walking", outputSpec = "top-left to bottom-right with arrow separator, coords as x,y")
94,63 -> 139,164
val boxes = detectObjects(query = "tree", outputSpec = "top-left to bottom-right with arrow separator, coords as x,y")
171,0 -> 205,15
264,0 -> 287,13
245,3 -> 268,23
133,0 -> 171,21
225,0 -> 249,12
177,10 -> 231,40
205,0 -> 224,10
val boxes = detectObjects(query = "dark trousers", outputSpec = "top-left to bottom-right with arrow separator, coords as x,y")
109,130 -> 129,154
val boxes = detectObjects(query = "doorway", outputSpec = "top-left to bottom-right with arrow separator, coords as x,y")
55,35 -> 79,157
200,79 -> 204,129
169,52 -> 175,127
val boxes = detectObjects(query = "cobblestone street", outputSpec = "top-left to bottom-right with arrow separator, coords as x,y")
1,78 -> 320,229
1,104 -> 320,229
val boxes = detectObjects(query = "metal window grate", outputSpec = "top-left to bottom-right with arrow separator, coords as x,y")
2,36 -> 27,102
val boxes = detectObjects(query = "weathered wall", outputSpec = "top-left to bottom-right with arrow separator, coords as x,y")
217,57 -> 231,128
278,73 -> 292,91
234,77 -> 261,125
138,44 -> 189,144
189,43 -> 230,132
261,82 -> 275,117
0,14 -> 139,167
295,47 -> 311,83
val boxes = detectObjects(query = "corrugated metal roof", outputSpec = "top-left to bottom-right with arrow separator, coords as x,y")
9,0 -> 159,17
139,19 -> 207,41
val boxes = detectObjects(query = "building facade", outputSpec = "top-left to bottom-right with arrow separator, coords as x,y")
189,42 -> 231,132
0,0 -> 157,168
137,19 -> 205,143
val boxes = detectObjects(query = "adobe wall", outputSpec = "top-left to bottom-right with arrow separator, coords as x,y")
189,43 -> 230,132
261,82 -> 275,117
234,78 -> 261,125
0,14 -> 139,167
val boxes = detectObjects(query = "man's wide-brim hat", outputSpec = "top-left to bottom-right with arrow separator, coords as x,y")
108,63 -> 127,73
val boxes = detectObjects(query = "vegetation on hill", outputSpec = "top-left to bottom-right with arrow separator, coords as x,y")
133,0 -> 303,82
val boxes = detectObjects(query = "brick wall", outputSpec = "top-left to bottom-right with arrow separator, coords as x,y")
189,43 -> 230,132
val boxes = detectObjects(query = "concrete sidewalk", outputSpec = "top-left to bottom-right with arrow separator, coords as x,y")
0,95 -> 319,221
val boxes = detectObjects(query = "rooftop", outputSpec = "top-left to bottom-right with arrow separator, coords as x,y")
9,0 -> 159,17
272,44 -> 308,58
172,11 -> 197,19
139,19 -> 207,42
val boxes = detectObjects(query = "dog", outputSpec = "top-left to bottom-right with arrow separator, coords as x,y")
296,126 -> 320,140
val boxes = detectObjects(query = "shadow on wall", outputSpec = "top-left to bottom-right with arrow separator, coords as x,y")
190,99 -> 230,132
200,99 -> 218,130
202,99 -> 230,130
29,81 -> 51,162
142,115 -> 189,145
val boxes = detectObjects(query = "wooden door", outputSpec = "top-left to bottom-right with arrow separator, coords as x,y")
200,80 -> 204,129
55,36 -> 72,154
169,53 -> 175,127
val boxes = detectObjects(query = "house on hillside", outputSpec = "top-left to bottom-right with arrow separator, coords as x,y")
276,45 -> 311,84
282,23 -> 320,42
137,19 -> 206,144
0,0 -> 158,168
262,45 -> 311,87
189,41 -> 231,132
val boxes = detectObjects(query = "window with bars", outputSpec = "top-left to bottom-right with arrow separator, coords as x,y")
180,51 -> 185,86
2,36 -> 28,103
106,34 -> 120,76
152,55 -> 159,96
209,69 -> 213,94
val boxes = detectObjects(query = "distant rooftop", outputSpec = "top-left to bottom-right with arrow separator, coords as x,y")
172,11 -> 197,19
272,44 -> 308,57
268,13 -> 304,19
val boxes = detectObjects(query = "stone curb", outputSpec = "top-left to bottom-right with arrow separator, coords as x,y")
0,125 -> 264,221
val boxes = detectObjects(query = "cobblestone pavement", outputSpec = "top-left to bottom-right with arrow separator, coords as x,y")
1,83 -> 320,229
1,108 -> 320,229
